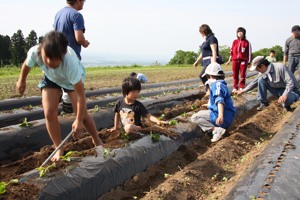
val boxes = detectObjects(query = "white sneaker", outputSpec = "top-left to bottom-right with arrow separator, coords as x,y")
239,88 -> 244,91
232,89 -> 237,92
211,127 -> 226,142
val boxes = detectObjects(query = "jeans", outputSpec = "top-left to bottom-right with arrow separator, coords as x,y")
257,76 -> 299,106
288,56 -> 300,75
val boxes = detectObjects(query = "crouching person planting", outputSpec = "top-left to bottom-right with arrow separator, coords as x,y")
108,77 -> 168,136
16,31 -> 103,161
191,63 -> 236,142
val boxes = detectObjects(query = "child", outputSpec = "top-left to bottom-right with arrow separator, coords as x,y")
225,27 -> 252,92
108,77 -> 168,135
266,50 -> 277,63
16,31 -> 103,161
129,72 -> 148,83
191,63 -> 236,142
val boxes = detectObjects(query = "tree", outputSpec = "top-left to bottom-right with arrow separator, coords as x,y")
252,45 -> 284,61
0,35 -> 11,67
38,36 -> 44,44
25,30 -> 37,52
168,50 -> 198,65
11,29 -> 26,66
219,45 -> 230,63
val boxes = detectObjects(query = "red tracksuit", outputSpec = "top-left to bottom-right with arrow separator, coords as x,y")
230,38 -> 252,89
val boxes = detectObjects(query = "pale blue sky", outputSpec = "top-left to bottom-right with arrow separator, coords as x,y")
1,0 -> 300,62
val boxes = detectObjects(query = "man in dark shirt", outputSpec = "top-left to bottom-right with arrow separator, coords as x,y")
284,25 -> 300,74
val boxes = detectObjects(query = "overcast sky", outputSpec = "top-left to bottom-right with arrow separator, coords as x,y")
1,0 -> 299,63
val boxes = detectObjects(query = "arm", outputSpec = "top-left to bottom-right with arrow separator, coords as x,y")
283,40 -> 289,65
16,59 -> 31,95
247,41 -> 252,67
216,103 -> 224,125
225,56 -> 232,66
146,113 -> 168,125
194,53 -> 202,68
75,30 -> 90,48
210,43 -> 217,63
279,66 -> 295,103
283,55 -> 288,65
108,113 -> 120,132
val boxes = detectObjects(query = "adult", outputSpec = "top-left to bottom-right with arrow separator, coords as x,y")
193,24 -> 223,91
225,27 -> 252,92
53,0 -> 90,113
283,25 -> 300,74
236,56 -> 299,111
129,72 -> 148,83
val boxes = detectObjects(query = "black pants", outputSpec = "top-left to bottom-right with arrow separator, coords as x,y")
199,65 -> 208,90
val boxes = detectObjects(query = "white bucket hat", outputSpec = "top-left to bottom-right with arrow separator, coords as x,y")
202,63 -> 224,77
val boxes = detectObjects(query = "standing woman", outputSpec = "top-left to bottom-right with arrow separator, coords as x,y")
225,27 -> 252,92
194,24 -> 223,90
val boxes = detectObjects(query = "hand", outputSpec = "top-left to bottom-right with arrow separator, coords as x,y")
107,128 -> 116,132
16,79 -> 26,95
235,90 -> 244,95
216,116 -> 224,125
158,121 -> 168,125
193,61 -> 198,68
72,119 -> 84,139
247,64 -> 251,68
83,40 -> 90,48
225,61 -> 230,66
278,95 -> 287,104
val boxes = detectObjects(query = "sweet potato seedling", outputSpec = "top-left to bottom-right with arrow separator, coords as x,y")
169,120 -> 178,125
61,151 -> 83,162
158,114 -> 165,120
122,131 -> 129,141
191,105 -> 197,109
0,179 -> 18,194
38,165 -> 56,177
181,112 -> 187,117
150,131 -> 160,142
19,118 -> 33,127
94,105 -> 100,113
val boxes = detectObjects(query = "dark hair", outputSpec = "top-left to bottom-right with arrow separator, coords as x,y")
270,50 -> 275,54
257,59 -> 270,68
129,72 -> 137,77
39,31 -> 68,61
67,0 -> 77,5
122,77 -> 141,97
208,71 -> 225,80
237,27 -> 246,39
199,24 -> 214,36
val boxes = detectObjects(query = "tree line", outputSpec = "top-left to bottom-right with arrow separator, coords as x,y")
168,45 -> 284,65
0,30 -> 43,67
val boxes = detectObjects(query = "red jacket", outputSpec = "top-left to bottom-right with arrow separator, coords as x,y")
230,38 -> 252,64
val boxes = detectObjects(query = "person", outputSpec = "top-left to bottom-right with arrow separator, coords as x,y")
266,50 -> 276,63
225,27 -> 252,92
129,72 -> 148,83
191,63 -> 236,142
16,31 -> 103,161
108,77 -> 168,135
193,24 -> 223,92
283,25 -> 300,74
53,0 -> 90,113
235,56 -> 299,111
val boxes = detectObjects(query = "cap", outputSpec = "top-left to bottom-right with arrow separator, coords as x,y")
202,63 -> 224,77
292,25 -> 300,34
129,72 -> 137,77
250,56 -> 265,71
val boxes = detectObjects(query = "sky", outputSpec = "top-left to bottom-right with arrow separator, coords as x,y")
1,0 -> 300,64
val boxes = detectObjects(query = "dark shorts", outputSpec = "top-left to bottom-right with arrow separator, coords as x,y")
39,75 -> 73,93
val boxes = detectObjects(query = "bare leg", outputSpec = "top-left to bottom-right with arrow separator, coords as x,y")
124,124 -> 142,134
42,88 -> 63,161
67,91 -> 103,146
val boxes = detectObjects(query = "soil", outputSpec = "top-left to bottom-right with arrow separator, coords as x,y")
0,93 -> 297,200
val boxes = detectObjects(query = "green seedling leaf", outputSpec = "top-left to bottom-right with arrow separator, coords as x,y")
158,114 -> 165,120
60,111 -> 66,116
61,151 -> 83,162
150,131 -> 160,142
94,105 -> 100,113
169,120 -> 178,125
191,105 -> 197,109
181,112 -> 187,117
103,149 -> 109,158
177,88 -> 181,93
122,131 -> 129,141
38,165 -> 56,177
0,182 -> 7,194
19,118 -> 33,127
164,173 -> 172,179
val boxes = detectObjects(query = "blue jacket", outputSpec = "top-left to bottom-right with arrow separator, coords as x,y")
208,80 -> 236,129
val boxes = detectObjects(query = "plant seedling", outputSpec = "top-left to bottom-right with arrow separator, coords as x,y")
211,173 -> 218,180
181,112 -> 187,117
191,105 -> 197,109
103,148 -> 109,158
202,190 -> 208,194
249,195 -> 256,200
150,131 -> 160,142
60,111 -> 66,116
122,131 -> 129,141
223,177 -> 228,181
19,118 -> 33,127
94,105 -> 100,113
158,114 -> 165,120
177,88 -> 181,93
226,164 -> 230,171
164,173 -> 172,179
0,179 -> 19,194
38,165 -> 56,177
183,177 -> 190,187
169,120 -> 178,125
61,151 -> 83,162
133,196 -> 137,199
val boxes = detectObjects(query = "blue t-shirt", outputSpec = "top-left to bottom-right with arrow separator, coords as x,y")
53,6 -> 85,60
137,73 -> 148,83
26,45 -> 86,90
208,80 -> 236,129
200,34 -> 221,66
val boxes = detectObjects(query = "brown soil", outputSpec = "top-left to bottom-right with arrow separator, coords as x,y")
0,93 -> 297,200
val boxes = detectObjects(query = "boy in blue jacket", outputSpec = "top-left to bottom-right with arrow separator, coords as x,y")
191,63 -> 236,142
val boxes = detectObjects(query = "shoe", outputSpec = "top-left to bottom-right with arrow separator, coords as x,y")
239,88 -> 244,91
211,127 -> 226,142
232,88 -> 237,93
284,105 -> 292,111
257,102 -> 269,111
62,102 -> 73,114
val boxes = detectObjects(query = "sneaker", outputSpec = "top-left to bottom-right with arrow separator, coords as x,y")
211,127 -> 226,142
239,88 -> 244,91
284,105 -> 292,111
257,102 -> 269,111
62,102 -> 73,114
232,88 -> 238,93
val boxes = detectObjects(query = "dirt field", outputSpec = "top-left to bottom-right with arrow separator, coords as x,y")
0,92 -> 297,200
